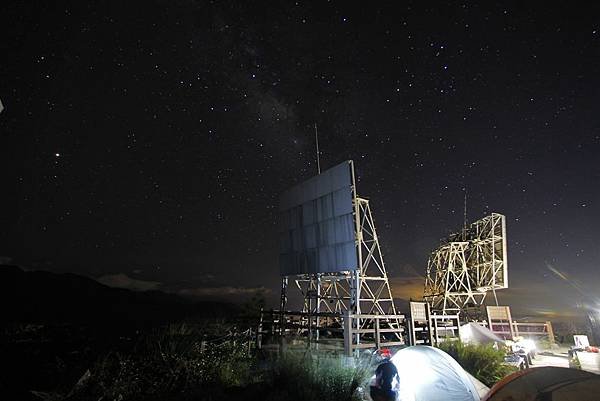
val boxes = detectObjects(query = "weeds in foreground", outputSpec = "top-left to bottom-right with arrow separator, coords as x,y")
45,324 -> 373,401
263,350 -> 372,401
83,324 -> 255,400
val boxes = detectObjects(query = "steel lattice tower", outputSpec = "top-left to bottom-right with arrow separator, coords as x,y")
424,213 -> 508,317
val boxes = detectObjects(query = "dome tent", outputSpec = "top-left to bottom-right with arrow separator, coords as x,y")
484,366 -> 600,401
460,322 -> 505,345
369,345 -> 480,401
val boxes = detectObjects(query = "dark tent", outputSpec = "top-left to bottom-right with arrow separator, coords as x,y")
484,366 -> 600,401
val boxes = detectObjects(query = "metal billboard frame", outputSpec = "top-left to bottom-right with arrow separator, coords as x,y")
277,160 -> 403,346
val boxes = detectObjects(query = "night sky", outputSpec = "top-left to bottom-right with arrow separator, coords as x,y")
2,1 -> 599,320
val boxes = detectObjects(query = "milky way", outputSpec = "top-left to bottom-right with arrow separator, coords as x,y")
1,1 -> 599,318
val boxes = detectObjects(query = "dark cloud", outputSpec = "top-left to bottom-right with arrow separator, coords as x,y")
178,285 -> 271,301
97,273 -> 162,292
0,256 -> 13,265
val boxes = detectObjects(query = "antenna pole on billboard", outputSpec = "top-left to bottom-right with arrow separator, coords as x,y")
463,189 -> 467,241
314,122 -> 321,339
314,123 -> 321,175
307,122 -> 323,341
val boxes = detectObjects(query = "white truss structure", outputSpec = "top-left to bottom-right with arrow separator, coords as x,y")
424,213 -> 508,317
290,198 -> 398,317
280,162 -> 401,341
465,213 -> 508,292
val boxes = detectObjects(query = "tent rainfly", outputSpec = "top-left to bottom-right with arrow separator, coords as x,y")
368,345 -> 481,401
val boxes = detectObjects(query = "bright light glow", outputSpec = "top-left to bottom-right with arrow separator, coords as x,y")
394,346 -> 437,390
516,339 -> 537,353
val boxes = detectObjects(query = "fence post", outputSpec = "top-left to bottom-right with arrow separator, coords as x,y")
506,307 -> 515,339
426,303 -> 434,346
375,314 -> 381,350
546,321 -> 555,344
344,310 -> 352,356
256,307 -> 264,350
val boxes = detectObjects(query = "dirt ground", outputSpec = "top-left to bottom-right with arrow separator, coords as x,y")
531,347 -> 570,369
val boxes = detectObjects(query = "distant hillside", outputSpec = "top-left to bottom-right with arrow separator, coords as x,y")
0,265 -> 239,328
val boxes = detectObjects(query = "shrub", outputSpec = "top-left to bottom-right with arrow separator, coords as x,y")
83,323 -> 256,400
263,351 -> 372,401
438,341 -> 516,387
569,352 -> 581,369
48,324 -> 375,401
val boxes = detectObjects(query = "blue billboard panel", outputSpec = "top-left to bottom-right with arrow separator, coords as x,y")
279,160 -> 358,275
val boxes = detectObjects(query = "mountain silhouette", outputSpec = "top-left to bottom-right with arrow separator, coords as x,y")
0,265 -> 238,328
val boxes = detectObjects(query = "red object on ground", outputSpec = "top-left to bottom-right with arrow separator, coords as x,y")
378,348 -> 392,359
